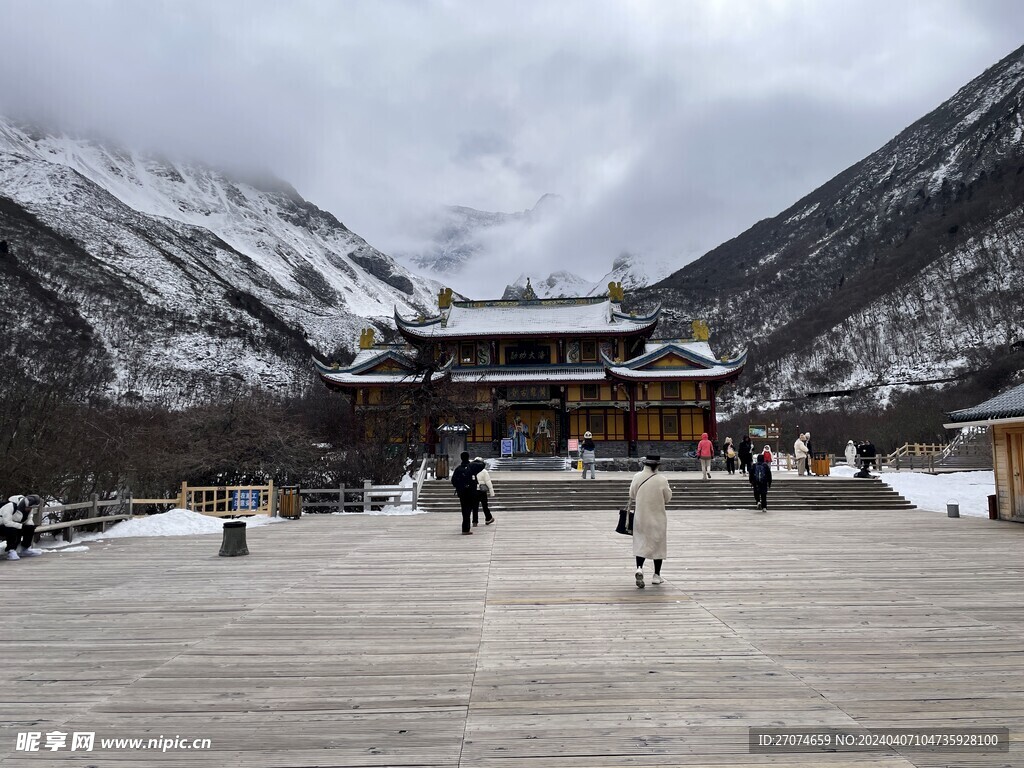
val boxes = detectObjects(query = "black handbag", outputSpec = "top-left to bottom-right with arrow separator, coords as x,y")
615,507 -> 634,535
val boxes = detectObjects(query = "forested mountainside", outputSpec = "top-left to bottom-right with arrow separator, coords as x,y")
643,44 -> 1024,408
0,119 -> 440,402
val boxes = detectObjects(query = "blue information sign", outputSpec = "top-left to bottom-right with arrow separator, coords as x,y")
500,438 -> 514,458
230,489 -> 261,511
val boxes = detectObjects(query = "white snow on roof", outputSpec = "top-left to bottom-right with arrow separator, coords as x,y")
404,300 -> 654,338
644,340 -> 716,360
607,364 -> 742,380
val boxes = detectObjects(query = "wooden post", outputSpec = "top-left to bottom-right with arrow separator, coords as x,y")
269,481 -> 278,517
364,480 -> 372,513
91,493 -> 99,517
179,481 -> 188,510
339,484 -> 345,513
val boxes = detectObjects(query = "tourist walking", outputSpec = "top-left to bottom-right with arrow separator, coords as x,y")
724,437 -> 737,474
794,432 -> 810,476
738,436 -> 754,475
630,455 -> 673,588
749,454 -> 773,512
580,431 -> 597,479
450,452 -> 479,535
696,432 -> 714,479
805,431 -> 816,475
471,457 -> 496,526
0,494 -> 43,560
762,444 -> 774,465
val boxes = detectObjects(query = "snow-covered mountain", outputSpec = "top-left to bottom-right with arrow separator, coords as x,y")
502,252 -> 676,300
0,118 -> 440,401
645,43 -> 1024,406
402,193 -> 563,276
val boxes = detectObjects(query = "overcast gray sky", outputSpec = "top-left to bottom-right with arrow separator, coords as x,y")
2,0 -> 1023,296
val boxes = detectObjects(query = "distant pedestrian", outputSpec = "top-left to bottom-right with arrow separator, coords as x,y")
0,494 -> 43,560
845,440 -> 858,469
724,437 -> 737,474
580,431 -> 597,479
696,432 -> 714,480
749,454 -> 773,512
630,455 -> 673,588
450,452 -> 479,535
762,444 -> 773,465
805,431 -> 816,475
794,432 -> 810,476
471,457 -> 496,527
738,436 -> 754,475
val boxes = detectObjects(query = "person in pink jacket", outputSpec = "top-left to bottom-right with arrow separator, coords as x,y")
696,432 -> 715,480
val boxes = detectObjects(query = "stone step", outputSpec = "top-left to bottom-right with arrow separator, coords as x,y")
419,476 -> 914,511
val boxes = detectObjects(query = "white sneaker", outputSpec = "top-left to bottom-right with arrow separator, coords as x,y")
635,567 -> 645,589
652,574 -> 664,585
18,547 -> 41,557
5,550 -> 19,561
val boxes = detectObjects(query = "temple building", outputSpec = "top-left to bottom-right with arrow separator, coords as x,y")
314,281 -> 746,456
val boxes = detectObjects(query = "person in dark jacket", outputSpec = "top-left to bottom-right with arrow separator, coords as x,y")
0,494 -> 43,559
738,436 -> 754,475
450,452 -> 478,535
748,455 -> 772,512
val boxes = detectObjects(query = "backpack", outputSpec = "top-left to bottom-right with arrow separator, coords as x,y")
450,464 -> 478,495
751,463 -> 768,485
726,447 -> 736,458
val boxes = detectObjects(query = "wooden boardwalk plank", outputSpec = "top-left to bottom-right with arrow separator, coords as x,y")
0,506 -> 1021,766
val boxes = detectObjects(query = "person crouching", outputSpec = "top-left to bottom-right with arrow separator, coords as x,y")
0,494 -> 43,560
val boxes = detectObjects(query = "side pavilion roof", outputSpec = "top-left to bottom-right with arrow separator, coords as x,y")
602,340 -> 747,382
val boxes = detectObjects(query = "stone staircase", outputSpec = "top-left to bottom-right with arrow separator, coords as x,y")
487,456 -> 571,471
418,476 -> 915,513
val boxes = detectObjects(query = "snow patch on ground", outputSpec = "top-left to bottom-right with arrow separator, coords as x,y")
39,508 -> 283,547
831,466 -> 995,517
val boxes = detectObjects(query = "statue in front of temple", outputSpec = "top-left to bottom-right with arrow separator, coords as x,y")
534,417 -> 552,454
509,414 -> 530,454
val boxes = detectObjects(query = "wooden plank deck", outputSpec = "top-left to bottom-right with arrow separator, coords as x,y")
0,506 -> 1021,766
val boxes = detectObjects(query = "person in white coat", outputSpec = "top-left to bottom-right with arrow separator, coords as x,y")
845,440 -> 858,469
471,457 -> 496,526
630,455 -> 673,588
794,433 -> 810,476
0,494 -> 43,560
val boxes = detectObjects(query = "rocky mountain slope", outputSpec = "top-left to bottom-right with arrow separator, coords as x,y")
0,119 -> 440,402
644,43 -> 1024,407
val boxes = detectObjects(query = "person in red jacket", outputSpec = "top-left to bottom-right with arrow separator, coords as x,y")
696,432 -> 715,480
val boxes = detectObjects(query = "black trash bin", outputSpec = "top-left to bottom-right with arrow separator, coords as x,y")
219,520 -> 249,557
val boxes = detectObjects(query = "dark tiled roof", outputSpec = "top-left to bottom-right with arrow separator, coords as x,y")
947,382 -> 1024,422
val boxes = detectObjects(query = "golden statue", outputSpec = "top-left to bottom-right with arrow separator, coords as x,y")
438,286 -> 453,309
607,281 -> 624,302
358,328 -> 376,349
691,319 -> 710,341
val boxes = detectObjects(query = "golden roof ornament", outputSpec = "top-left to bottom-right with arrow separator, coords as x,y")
358,327 -> 376,349
438,287 -> 453,309
691,319 -> 710,341
607,281 -> 624,303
